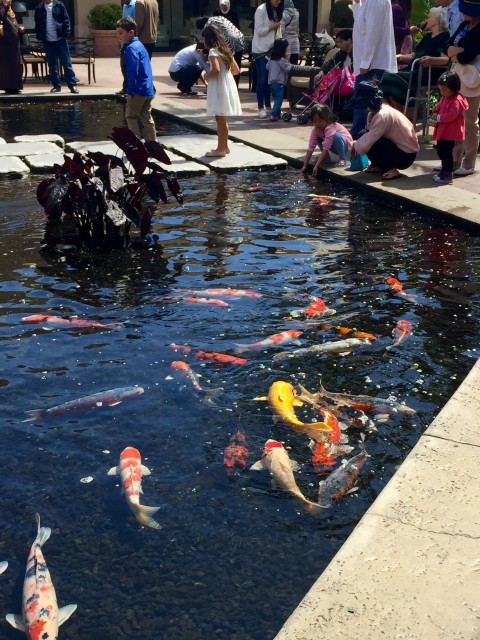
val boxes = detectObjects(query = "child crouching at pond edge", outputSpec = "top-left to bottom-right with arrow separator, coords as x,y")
430,71 -> 467,185
301,104 -> 353,175
266,39 -> 291,122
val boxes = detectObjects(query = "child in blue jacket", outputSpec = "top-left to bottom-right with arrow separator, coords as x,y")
116,17 -> 156,141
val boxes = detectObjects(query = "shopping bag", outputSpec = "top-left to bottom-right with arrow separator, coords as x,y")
338,66 -> 355,96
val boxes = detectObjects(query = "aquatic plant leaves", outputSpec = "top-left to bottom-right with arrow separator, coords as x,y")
104,200 -> 127,226
87,151 -> 125,169
166,177 -> 183,204
110,127 -> 148,177
139,171 -> 168,204
37,177 -> 70,221
140,207 -> 152,237
144,140 -> 172,165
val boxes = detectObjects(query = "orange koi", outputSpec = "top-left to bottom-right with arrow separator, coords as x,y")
108,446 -> 161,529
385,277 -> 417,303
6,514 -> 77,638
223,431 -> 249,476
169,344 -> 248,365
308,194 -> 347,202
186,288 -> 262,298
311,440 -> 354,475
235,329 -> 303,354
316,381 -> 416,416
170,361 -> 223,401
22,314 -> 121,329
386,319 -> 413,351
319,324 -> 377,341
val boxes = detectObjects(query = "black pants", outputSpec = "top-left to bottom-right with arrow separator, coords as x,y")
169,65 -> 202,93
436,139 -> 455,173
120,46 -> 127,92
233,50 -> 243,87
366,136 -> 417,171
143,42 -> 155,59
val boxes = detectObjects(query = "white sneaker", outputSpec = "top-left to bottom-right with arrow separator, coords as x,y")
258,109 -> 267,119
453,166 -> 475,176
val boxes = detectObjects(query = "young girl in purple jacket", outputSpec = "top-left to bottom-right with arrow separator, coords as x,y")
431,71 -> 468,184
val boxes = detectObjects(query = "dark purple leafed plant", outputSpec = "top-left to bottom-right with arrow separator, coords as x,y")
37,128 -> 183,251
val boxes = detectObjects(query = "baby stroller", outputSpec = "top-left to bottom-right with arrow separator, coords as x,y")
304,30 -> 336,67
282,64 -> 344,124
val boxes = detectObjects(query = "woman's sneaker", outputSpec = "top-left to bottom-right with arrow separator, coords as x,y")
453,166 -> 475,176
433,171 -> 453,184
258,109 -> 267,119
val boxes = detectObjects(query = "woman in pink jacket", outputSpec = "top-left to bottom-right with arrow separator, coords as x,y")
431,70 -> 468,184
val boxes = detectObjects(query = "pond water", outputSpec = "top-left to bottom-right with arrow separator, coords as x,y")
0,101 -> 480,640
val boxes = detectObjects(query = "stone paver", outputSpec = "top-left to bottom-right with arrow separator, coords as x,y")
0,156 -> 30,177
0,141 -> 61,157
14,134 -> 65,148
24,153 -> 68,173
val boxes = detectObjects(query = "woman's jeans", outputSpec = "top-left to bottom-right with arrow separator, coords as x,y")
270,82 -> 285,117
255,55 -> 271,110
44,38 -> 77,89
318,132 -> 349,160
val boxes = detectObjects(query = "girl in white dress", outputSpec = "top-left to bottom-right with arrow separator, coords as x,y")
201,25 -> 242,157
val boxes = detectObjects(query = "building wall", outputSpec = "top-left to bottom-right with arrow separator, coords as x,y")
75,0 -> 109,37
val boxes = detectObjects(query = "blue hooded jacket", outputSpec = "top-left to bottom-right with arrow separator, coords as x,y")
124,36 -> 155,97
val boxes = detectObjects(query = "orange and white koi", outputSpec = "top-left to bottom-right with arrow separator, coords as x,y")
386,319 -> 413,351
157,295 -> 229,307
223,431 -> 249,476
289,296 -> 336,319
23,386 -> 144,422
250,440 -> 324,517
310,440 -> 354,475
255,381 -> 335,443
0,561 -> 7,574
6,513 -> 77,639
108,446 -> 161,530
170,361 -> 223,401
235,329 -> 303,354
385,277 -> 417,304
315,381 -> 416,416
169,344 -> 248,365
317,438 -> 369,507
308,194 -> 347,202
22,314 -> 122,329
185,288 -> 262,298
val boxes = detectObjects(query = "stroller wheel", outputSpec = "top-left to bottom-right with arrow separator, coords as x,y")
297,114 -> 309,125
282,112 -> 292,122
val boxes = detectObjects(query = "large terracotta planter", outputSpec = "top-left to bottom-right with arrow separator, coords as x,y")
90,29 -> 120,57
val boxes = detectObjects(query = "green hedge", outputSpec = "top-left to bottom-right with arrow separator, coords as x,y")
88,3 -> 123,30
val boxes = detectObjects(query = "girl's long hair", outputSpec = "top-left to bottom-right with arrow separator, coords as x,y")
202,25 -> 234,70
270,38 -> 289,60
266,0 -> 284,22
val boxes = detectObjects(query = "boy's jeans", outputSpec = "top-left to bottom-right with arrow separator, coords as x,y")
318,132 -> 349,161
270,82 -> 285,117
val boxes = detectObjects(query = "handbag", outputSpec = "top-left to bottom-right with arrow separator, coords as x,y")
454,60 -> 480,90
338,66 -> 355,97
347,154 -> 369,171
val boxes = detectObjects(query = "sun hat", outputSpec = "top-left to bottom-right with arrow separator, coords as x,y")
458,0 -> 480,16
347,81 -> 384,111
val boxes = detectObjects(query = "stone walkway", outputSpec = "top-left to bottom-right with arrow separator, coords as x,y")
2,52 -> 480,640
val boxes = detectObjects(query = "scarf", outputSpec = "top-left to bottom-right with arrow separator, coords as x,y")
219,0 -> 230,14
283,0 -> 296,17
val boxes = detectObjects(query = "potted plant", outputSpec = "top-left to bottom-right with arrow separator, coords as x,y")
88,3 -> 122,57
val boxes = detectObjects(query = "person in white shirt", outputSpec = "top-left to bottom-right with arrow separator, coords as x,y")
350,0 -> 397,137
168,43 -> 209,95
252,0 -> 283,119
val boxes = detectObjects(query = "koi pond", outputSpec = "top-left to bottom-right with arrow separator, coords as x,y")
1,100 -> 480,640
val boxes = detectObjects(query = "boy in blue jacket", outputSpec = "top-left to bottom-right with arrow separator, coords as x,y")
116,17 -> 156,141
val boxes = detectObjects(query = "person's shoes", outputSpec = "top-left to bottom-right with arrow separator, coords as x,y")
50,86 -> 61,93
115,89 -> 127,96
181,89 -> 197,95
433,171 -> 453,184
258,109 -> 267,119
270,115 -> 279,121
69,87 -> 79,94
453,166 -> 475,176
